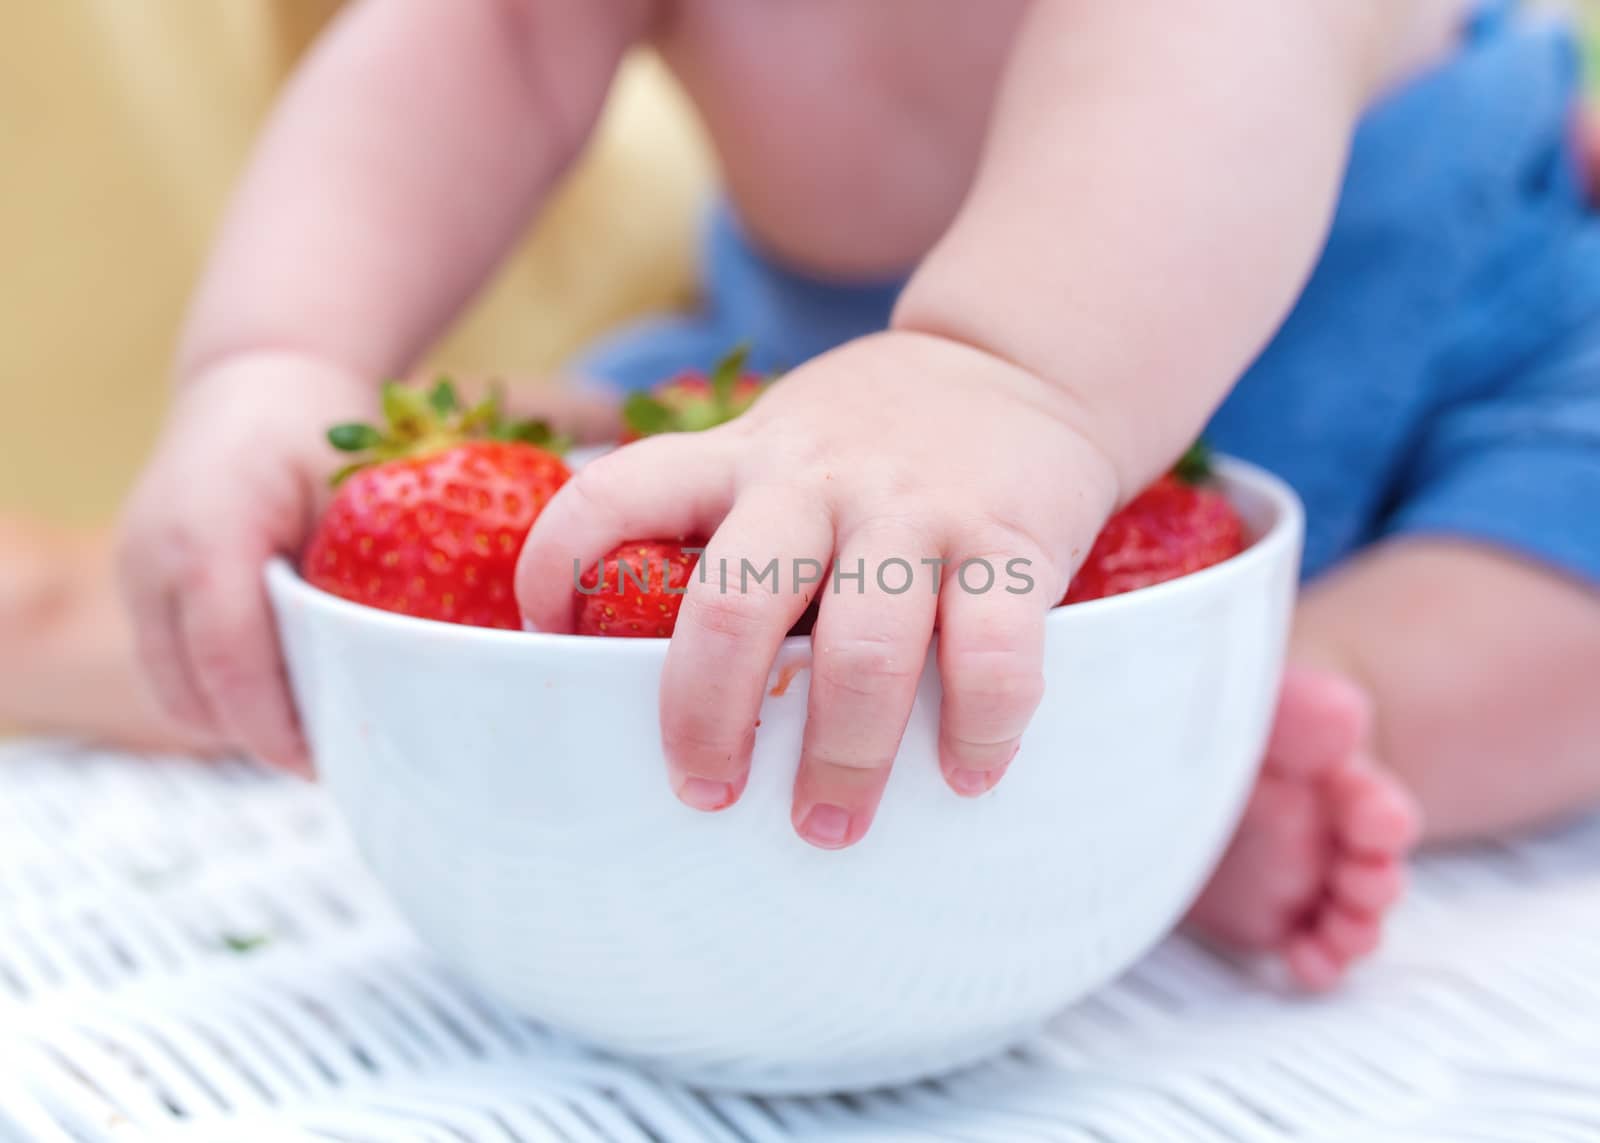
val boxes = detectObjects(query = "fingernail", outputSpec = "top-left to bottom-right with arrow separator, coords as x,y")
948,767 -> 1000,797
798,803 -> 853,849
677,776 -> 736,812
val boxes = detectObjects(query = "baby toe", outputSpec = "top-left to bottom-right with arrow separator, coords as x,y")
1193,898 -> 1295,950
1242,772 -> 1305,826
1283,933 -> 1345,993
1315,904 -> 1383,962
1331,855 -> 1407,913
1259,827 -> 1329,903
1265,666 -> 1373,779
1333,761 -> 1422,856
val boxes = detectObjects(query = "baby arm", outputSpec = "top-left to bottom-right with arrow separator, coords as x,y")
1295,539 -> 1600,842
517,0 -> 1401,846
894,0 -> 1396,495
120,0 -> 648,767
180,0 -> 646,380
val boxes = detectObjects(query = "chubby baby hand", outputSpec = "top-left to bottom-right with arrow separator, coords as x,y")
118,356 -> 624,774
517,332 -> 1121,848
116,353 -> 375,772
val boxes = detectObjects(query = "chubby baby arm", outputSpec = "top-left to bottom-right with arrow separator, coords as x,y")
1296,539 -> 1600,842
516,0 -> 1398,846
119,0 -> 648,768
894,0 -> 1397,494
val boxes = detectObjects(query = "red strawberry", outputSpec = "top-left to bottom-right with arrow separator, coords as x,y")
1061,443 -> 1245,605
620,346 -> 770,443
302,380 -> 570,628
575,539 -> 703,637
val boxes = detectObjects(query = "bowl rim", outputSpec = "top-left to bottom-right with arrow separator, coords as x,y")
265,456 -> 1304,655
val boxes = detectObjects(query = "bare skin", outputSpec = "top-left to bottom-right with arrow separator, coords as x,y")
1291,540 -> 1600,844
1187,665 -> 1419,990
1,518 -> 219,754
1190,540 -> 1600,986
125,0 -> 1455,806
4,387 -> 614,755
113,0 -> 1600,991
655,0 -> 1469,279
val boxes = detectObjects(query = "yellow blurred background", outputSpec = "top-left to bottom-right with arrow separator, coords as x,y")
1,1 -> 714,525
3,2 -> 1598,526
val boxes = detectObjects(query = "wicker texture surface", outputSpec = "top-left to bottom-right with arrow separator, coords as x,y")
1,739 -> 1597,1142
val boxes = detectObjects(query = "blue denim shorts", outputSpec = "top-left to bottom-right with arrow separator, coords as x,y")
572,4 -> 1600,587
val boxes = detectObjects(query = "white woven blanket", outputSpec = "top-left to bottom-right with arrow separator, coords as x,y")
1,738 -> 1596,1142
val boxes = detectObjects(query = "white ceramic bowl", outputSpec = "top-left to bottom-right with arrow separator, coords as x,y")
267,458 -> 1303,1094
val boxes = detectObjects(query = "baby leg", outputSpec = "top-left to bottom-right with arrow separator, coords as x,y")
1,517 -> 221,753
1189,537 -> 1600,986
1289,538 -> 1600,842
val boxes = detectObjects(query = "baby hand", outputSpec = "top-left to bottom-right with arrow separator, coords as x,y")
118,357 -> 624,773
116,353 -> 374,772
518,332 -> 1121,848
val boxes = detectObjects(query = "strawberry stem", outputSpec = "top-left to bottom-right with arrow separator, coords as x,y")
325,376 -> 565,486
709,343 -> 750,407
1173,440 -> 1216,484
428,379 -> 459,416
620,343 -> 770,440
622,391 -> 676,436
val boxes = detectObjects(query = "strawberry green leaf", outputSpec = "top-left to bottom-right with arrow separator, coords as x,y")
709,343 -> 750,406
623,392 -> 676,436
428,378 -> 460,416
380,381 -> 434,439
496,417 -> 570,455
459,385 -> 503,435
322,376 -> 576,485
677,401 -> 727,432
1173,440 -> 1215,484
327,423 -> 383,452
220,932 -> 272,955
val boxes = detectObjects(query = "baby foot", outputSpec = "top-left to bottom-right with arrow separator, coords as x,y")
0,517 -> 221,755
1186,665 -> 1420,990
